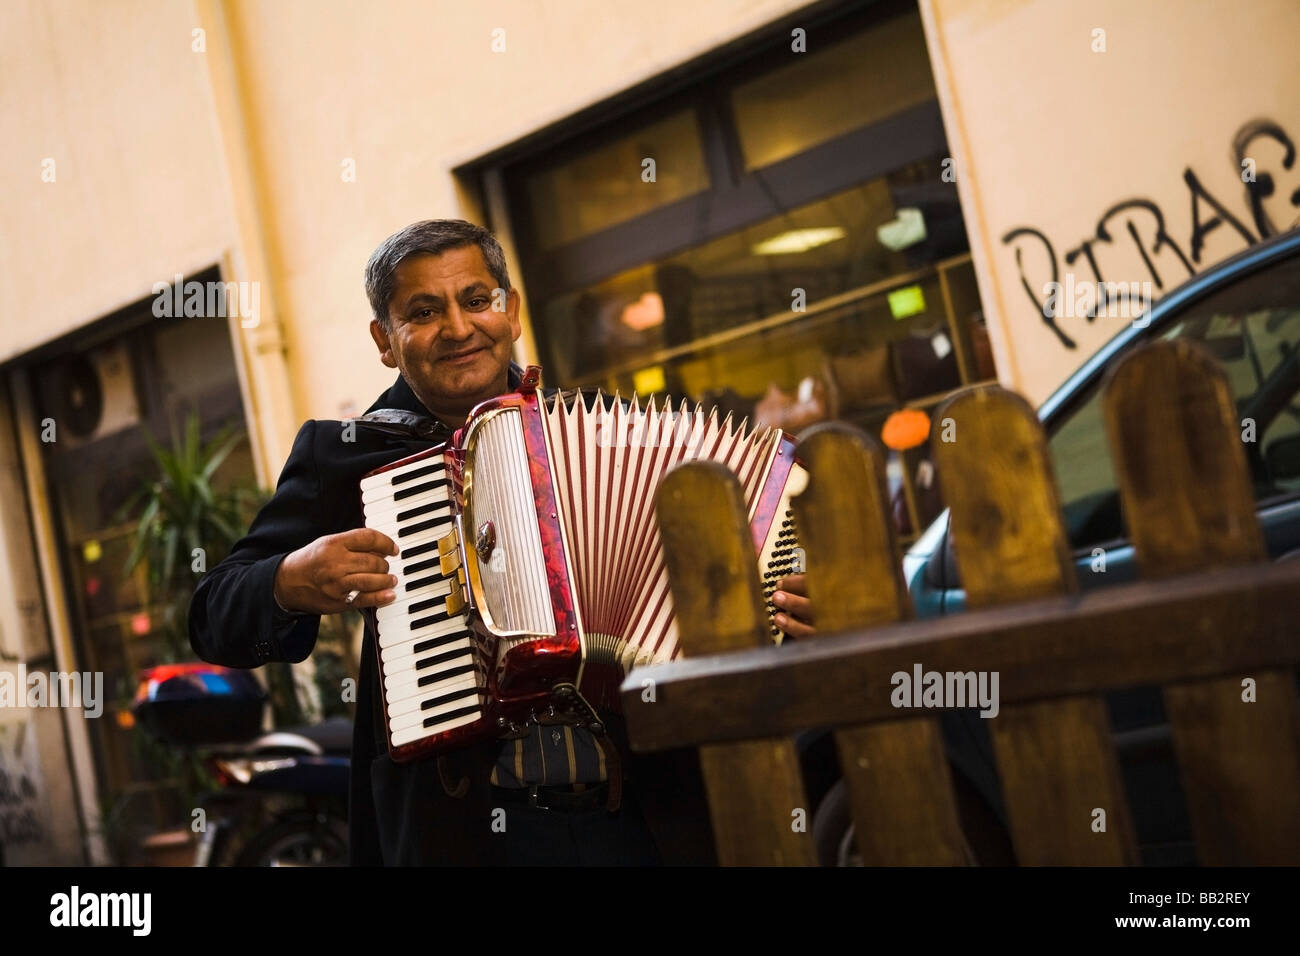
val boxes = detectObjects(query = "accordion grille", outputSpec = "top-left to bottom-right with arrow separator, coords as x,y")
466,409 -> 556,637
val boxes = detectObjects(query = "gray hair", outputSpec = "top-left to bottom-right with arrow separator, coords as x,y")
365,219 -> 512,329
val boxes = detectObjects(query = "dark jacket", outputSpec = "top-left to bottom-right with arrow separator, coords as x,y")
188,369 -> 715,865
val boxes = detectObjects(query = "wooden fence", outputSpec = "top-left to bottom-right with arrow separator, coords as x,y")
622,340 -> 1300,865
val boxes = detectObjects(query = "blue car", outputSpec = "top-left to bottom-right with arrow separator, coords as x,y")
813,227 -> 1300,865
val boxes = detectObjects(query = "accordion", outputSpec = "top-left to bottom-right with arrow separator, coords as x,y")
359,366 -> 806,763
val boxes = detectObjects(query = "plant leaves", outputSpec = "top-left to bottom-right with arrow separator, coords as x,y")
121,410 -> 269,660
201,428 -> 243,482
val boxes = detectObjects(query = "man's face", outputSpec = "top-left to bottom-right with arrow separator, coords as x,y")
369,245 -> 521,424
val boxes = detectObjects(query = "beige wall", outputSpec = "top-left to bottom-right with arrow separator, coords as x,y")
0,0 -> 237,363
922,0 -> 1300,404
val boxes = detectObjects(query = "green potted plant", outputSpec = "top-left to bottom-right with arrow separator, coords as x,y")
121,413 -> 357,724
121,412 -> 261,662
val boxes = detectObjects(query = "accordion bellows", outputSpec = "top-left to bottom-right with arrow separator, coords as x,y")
360,369 -> 805,763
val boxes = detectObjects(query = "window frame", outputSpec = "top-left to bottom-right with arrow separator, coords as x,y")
469,0 -> 945,329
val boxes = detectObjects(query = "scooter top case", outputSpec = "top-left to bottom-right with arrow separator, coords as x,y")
132,662 -> 266,746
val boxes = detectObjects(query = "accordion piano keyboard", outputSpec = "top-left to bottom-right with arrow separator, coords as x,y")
361,453 -> 484,747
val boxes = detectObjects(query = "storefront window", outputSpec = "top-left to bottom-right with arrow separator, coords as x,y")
486,0 -> 991,539
731,9 -> 937,170
525,109 -> 710,252
535,156 -> 974,399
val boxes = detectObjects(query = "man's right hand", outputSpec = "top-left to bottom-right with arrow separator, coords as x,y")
273,528 -> 399,614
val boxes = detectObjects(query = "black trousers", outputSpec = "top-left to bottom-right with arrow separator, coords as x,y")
359,715 -> 717,866
480,790 -> 663,866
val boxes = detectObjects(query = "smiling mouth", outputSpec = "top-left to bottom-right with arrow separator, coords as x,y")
440,347 -> 485,363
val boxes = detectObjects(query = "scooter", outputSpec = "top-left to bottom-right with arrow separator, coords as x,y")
196,717 -> 351,866
131,663 -> 352,866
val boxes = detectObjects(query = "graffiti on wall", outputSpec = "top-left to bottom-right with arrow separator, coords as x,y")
0,717 -> 49,848
1002,118 -> 1299,349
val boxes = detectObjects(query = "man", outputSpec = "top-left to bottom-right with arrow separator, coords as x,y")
189,219 -> 815,865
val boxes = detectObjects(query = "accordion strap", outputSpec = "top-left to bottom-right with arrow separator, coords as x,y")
355,386 -> 609,444
351,408 -> 452,442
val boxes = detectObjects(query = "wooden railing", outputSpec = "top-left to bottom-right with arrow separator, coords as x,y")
621,340 -> 1300,865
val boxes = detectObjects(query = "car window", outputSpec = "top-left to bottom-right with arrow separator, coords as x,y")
1048,253 -> 1300,551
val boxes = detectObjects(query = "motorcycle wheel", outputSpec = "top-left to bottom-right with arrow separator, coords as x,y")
233,813 -> 349,867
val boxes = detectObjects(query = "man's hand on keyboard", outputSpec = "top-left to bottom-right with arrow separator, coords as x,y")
773,574 -> 814,640
274,528 -> 400,614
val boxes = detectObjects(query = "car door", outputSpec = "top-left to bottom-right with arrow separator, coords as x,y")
918,242 -> 1300,617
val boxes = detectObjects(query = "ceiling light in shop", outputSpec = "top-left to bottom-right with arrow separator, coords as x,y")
752,227 -> 846,255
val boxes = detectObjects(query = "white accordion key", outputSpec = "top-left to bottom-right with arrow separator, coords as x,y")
363,489 -> 451,527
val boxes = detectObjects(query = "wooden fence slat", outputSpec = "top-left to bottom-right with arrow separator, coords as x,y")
652,461 -> 815,865
793,425 -> 967,864
792,425 -> 911,632
833,720 -> 969,864
619,560 -> 1300,749
934,386 -> 1139,865
1103,340 -> 1300,864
